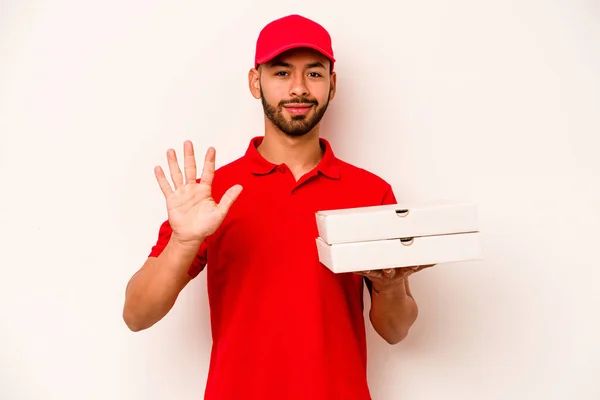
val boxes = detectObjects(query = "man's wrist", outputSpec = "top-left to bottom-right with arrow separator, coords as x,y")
168,234 -> 204,253
162,235 -> 204,270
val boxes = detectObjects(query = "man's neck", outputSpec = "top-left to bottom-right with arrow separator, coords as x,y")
257,123 -> 324,179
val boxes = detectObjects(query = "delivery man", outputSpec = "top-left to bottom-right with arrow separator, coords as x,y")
123,14 -> 433,400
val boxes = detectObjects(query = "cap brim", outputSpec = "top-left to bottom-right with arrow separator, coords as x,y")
255,42 -> 336,68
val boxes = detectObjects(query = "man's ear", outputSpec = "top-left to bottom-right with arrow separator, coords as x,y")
329,71 -> 337,101
248,68 -> 261,99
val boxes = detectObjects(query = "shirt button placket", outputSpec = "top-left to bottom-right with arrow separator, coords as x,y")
275,164 -> 292,212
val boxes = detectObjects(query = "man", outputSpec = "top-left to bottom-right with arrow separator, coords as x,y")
123,14 -> 432,400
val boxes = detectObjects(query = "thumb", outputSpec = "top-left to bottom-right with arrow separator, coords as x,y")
217,184 -> 243,215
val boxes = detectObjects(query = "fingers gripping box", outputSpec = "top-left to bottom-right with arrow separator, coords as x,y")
315,201 -> 483,273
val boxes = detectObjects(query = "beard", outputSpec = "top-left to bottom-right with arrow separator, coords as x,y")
260,87 -> 330,137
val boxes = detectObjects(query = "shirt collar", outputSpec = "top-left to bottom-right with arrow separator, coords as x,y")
244,136 -> 341,179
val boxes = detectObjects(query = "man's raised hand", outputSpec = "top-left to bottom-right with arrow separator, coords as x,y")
154,141 -> 242,246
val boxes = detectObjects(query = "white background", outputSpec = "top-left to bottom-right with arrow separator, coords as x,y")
1,1 -> 599,399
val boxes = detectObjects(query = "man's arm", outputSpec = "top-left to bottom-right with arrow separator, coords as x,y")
123,142 -> 242,332
365,274 -> 418,344
360,185 -> 431,343
122,237 -> 203,332
358,265 -> 433,344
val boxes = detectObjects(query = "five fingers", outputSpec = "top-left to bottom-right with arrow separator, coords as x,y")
155,141 -> 216,195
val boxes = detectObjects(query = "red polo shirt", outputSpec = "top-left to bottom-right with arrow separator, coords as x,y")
149,136 -> 397,400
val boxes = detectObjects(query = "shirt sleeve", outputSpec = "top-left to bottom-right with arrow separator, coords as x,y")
381,184 -> 398,205
148,219 -> 208,279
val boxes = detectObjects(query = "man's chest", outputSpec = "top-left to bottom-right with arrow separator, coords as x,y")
205,174 -> 383,292
215,177 -> 375,241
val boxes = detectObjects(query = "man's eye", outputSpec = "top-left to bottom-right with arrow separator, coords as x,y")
308,72 -> 322,77
275,71 -> 288,76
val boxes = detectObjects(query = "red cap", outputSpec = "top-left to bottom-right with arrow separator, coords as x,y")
254,14 -> 336,70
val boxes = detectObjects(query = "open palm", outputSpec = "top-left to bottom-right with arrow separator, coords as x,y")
154,141 -> 243,245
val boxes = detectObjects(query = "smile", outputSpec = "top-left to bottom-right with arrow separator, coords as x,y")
283,104 -> 313,115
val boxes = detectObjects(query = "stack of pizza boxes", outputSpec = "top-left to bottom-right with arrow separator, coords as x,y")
315,200 -> 483,273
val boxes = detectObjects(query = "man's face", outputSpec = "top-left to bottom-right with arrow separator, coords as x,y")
257,48 -> 335,137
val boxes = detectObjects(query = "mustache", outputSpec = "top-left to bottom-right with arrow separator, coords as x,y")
279,97 -> 318,107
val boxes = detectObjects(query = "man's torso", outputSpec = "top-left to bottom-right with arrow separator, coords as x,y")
200,137 -> 395,400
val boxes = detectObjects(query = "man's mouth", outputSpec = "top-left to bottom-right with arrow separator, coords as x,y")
283,104 -> 313,115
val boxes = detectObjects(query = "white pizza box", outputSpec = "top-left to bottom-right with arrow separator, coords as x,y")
315,200 -> 479,245
316,231 -> 483,274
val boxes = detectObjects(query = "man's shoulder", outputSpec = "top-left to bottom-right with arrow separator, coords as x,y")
335,157 -> 391,189
214,154 -> 247,176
